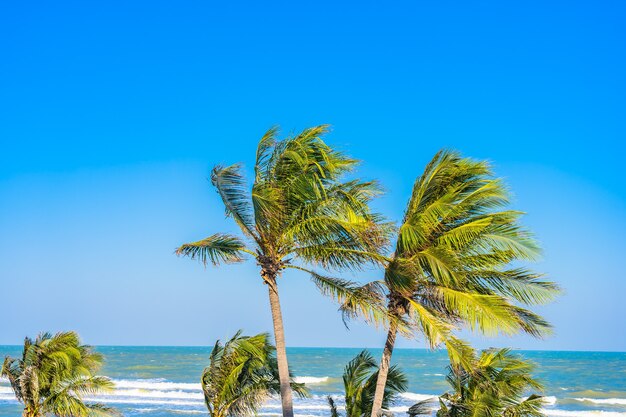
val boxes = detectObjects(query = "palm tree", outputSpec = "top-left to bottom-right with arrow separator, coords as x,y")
409,348 -> 546,417
177,125 -> 390,417
1,331 -> 117,417
202,331 -> 308,417
327,350 -> 408,417
351,150 -> 560,417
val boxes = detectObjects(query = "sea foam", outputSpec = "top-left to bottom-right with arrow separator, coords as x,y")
292,376 -> 330,384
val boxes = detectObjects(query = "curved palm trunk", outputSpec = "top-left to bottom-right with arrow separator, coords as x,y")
266,276 -> 294,417
370,320 -> 399,417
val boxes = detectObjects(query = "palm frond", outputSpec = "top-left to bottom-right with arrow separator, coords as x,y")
176,233 -> 248,266
211,164 -> 259,241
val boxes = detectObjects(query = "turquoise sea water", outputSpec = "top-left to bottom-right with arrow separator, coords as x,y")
1,346 -> 625,417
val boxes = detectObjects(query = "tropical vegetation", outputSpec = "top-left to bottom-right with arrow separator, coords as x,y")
327,350 -> 407,417
176,125 -> 390,417
201,331 -> 308,417
408,348 -> 546,417
1,331 -> 117,417
337,150 -> 561,417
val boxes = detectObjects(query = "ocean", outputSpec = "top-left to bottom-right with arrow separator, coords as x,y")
1,346 -> 625,417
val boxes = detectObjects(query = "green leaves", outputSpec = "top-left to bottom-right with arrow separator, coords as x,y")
423,348 -> 548,417
331,350 -> 408,417
211,164 -> 258,242
384,149 -> 559,349
201,331 -> 308,417
176,233 -> 247,266
1,332 -> 117,417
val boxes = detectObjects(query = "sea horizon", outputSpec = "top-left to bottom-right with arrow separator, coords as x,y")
3,346 -> 626,417
2,344 -> 624,354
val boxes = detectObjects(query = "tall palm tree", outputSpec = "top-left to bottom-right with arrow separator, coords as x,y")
349,150 -> 560,417
177,125 -> 390,417
409,348 -> 546,417
327,350 -> 408,417
202,331 -> 308,417
1,331 -> 117,417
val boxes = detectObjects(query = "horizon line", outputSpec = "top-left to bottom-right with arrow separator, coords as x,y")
0,344 -> 624,354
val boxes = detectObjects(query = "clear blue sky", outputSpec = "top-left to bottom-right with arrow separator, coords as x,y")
1,0 -> 625,351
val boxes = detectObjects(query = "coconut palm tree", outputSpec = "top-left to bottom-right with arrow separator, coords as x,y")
408,348 -> 546,417
1,331 -> 117,417
347,150 -> 560,417
327,350 -> 408,417
177,125 -> 390,417
202,331 -> 308,417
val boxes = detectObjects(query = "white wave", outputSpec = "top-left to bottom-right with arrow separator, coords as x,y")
543,396 -> 558,405
399,392 -> 438,402
84,397 -> 204,407
574,398 -> 626,406
102,389 -> 204,400
0,387 -> 13,395
293,376 -> 329,384
423,373 -> 444,377
543,410 -> 626,417
111,379 -> 200,391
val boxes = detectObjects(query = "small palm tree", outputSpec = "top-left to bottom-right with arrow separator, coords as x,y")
202,331 -> 308,417
347,150 -> 561,417
328,350 -> 408,417
409,348 -> 546,417
177,126 -> 389,417
1,331 -> 117,417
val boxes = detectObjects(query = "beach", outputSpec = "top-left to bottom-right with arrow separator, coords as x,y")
1,346 -> 625,417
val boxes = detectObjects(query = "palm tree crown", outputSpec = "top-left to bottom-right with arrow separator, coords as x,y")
177,125 -> 390,417
1,331 -> 117,417
410,348 -> 546,417
202,331 -> 308,417
385,150 -> 559,346
360,150 -> 560,417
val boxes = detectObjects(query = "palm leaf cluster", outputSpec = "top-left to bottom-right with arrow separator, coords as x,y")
202,331 -> 308,417
369,150 -> 559,352
178,126 -> 392,417
177,125 -> 391,320
328,350 -> 408,417
1,332 -> 116,417
366,150 -> 559,417
410,348 -> 546,417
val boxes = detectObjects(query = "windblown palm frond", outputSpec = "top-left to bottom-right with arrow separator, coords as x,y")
201,331 -> 308,417
1,331 -> 117,417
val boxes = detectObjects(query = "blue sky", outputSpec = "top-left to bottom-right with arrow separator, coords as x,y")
1,0 -> 625,351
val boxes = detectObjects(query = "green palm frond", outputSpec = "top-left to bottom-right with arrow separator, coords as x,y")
431,347 -> 546,417
2,331 -> 117,417
338,350 -> 408,417
176,233 -> 248,266
211,164 -> 259,241
289,266 -> 389,327
327,396 -> 341,417
202,331 -> 309,417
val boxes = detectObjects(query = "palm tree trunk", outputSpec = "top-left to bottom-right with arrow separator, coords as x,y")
370,319 -> 399,417
266,275 -> 294,417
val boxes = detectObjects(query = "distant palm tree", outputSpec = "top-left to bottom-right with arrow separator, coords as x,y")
409,348 -> 546,417
202,331 -> 308,417
177,125 -> 390,417
327,350 -> 408,417
346,150 -> 561,417
1,331 -> 117,417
